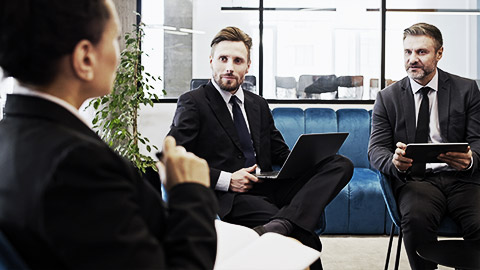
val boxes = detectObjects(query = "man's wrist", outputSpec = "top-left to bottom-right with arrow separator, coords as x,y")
464,156 -> 474,171
396,167 -> 407,174
215,171 -> 232,191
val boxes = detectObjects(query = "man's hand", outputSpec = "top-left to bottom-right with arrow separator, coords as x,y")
158,136 -> 210,191
392,142 -> 413,172
229,165 -> 259,193
437,146 -> 472,171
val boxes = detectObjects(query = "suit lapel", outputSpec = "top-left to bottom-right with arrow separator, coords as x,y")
436,69 -> 450,140
204,83 -> 243,151
400,78 -> 417,142
244,93 -> 261,154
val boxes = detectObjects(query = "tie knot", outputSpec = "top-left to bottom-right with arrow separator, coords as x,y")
420,87 -> 430,97
229,95 -> 239,105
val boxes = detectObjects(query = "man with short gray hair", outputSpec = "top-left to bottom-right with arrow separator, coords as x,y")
369,22 -> 480,270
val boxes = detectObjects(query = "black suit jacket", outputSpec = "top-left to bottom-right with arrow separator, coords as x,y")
368,69 -> 480,186
0,94 -> 218,269
168,82 -> 290,216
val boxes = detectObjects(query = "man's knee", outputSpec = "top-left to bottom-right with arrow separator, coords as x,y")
400,206 -> 440,233
462,214 -> 480,240
225,194 -> 279,228
333,155 -> 354,179
336,154 -> 353,167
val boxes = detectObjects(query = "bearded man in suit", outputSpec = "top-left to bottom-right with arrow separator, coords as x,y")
369,22 -> 480,270
168,26 -> 353,269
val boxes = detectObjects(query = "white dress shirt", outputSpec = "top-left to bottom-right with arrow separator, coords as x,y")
409,69 -> 471,172
211,79 -> 256,191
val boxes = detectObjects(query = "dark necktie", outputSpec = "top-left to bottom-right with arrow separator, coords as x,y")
229,95 -> 256,167
411,87 -> 431,176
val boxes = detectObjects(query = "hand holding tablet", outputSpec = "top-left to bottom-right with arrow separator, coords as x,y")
404,143 -> 469,163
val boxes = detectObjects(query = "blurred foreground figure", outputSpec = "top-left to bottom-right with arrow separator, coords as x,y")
0,0 -> 218,269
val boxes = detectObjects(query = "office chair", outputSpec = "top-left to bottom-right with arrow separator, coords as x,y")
242,75 -> 256,93
369,78 -> 380,99
377,171 -> 462,270
337,75 -> 363,99
302,75 -> 338,99
369,78 -> 396,99
190,78 -> 210,90
0,230 -> 29,269
275,76 -> 297,98
297,75 -> 313,98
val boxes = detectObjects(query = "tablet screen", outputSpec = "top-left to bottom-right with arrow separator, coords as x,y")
404,143 -> 469,163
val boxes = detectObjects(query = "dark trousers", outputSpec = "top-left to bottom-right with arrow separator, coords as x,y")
222,154 -> 353,250
397,172 -> 480,270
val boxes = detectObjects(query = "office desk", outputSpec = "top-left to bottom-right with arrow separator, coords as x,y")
417,240 -> 480,270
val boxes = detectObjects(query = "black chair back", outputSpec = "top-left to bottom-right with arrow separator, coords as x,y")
190,78 -> 210,90
242,75 -> 256,92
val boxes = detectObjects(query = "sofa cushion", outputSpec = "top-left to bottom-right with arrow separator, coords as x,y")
323,185 -> 349,234
305,108 -> 337,133
272,107 -> 387,234
337,109 -> 370,168
323,168 -> 384,234
272,108 -> 304,149
348,168 -> 385,234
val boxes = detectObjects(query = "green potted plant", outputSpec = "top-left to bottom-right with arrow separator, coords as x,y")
88,20 -> 164,174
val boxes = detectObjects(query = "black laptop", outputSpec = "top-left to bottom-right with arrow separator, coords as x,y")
255,132 -> 349,180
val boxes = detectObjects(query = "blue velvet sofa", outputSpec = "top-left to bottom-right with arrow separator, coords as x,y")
272,108 -> 386,234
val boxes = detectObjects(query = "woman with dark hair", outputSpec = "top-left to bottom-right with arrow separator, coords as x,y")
0,0 -> 218,269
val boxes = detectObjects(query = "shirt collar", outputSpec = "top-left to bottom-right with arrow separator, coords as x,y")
409,68 -> 439,94
211,77 -> 245,105
12,85 -> 93,129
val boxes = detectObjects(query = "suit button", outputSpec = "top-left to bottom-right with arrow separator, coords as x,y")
237,154 -> 243,159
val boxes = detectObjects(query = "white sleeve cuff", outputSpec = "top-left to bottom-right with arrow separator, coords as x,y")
466,156 -> 474,171
215,171 -> 232,191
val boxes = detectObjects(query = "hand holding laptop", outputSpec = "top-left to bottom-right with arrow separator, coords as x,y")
229,165 -> 260,193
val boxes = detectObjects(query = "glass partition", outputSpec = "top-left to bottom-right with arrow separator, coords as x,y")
384,0 -> 480,84
141,0 -> 381,100
261,1 -> 380,100
133,0 -> 480,101
141,0 -> 259,98
1,1 -> 478,104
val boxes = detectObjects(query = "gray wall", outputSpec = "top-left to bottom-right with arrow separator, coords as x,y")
113,0 -> 193,97
164,0 -> 193,97
112,0 -> 137,52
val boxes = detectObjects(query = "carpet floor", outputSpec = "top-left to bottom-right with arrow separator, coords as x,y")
320,235 -> 457,269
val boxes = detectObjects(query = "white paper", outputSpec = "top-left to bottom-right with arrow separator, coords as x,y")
214,220 -> 260,266
214,220 -> 321,270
